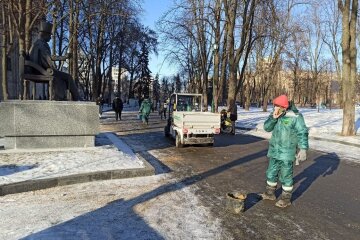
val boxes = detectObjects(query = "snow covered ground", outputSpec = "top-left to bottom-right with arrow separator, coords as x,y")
0,174 -> 228,239
235,106 -> 360,163
0,133 -> 144,185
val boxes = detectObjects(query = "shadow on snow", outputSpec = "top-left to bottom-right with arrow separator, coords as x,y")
22,148 -> 267,239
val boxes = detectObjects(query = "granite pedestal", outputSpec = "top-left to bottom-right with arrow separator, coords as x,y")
0,100 -> 99,149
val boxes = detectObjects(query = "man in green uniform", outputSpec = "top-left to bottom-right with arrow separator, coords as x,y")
139,97 -> 152,125
261,95 -> 309,208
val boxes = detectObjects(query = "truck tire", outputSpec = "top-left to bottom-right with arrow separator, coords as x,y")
221,125 -> 233,134
175,133 -> 183,148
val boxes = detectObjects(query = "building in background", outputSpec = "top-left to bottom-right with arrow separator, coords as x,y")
108,67 -> 129,102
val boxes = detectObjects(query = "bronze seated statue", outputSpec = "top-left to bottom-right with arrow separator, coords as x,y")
25,21 -> 79,101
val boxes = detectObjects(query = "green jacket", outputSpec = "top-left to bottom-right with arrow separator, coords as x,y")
264,105 -> 309,161
139,99 -> 152,117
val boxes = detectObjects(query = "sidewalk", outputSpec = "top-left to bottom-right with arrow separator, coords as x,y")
0,133 -> 154,196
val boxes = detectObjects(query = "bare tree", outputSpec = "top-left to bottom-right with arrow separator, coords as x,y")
284,30 -> 308,105
321,0 -> 342,106
224,0 -> 257,118
306,3 -> 327,112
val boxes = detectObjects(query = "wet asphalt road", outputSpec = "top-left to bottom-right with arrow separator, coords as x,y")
101,110 -> 360,240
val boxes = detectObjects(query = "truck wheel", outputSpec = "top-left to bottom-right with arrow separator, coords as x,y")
175,133 -> 183,148
221,125 -> 233,134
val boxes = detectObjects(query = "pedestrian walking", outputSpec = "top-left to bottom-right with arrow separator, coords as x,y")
260,95 -> 309,208
229,111 -> 237,135
159,100 -> 168,120
112,95 -> 123,121
139,97 -> 152,125
96,94 -> 104,118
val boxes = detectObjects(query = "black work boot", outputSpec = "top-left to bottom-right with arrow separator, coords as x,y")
275,190 -> 292,208
260,185 -> 276,201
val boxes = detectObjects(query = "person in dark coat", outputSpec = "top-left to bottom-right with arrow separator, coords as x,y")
112,96 -> 124,121
159,100 -> 168,120
96,94 -> 104,117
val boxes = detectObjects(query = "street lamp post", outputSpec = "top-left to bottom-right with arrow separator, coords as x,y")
212,43 -> 218,113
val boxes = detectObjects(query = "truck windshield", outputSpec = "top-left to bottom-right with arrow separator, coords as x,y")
176,95 -> 202,112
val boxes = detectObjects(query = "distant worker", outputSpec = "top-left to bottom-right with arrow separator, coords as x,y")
159,100 -> 168,120
112,94 -> 124,121
96,94 -> 104,118
229,108 -> 237,135
139,97 -> 152,125
260,95 -> 309,208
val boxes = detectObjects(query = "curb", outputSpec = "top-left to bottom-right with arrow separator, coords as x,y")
0,158 -> 154,197
236,126 -> 360,148
309,136 -> 360,148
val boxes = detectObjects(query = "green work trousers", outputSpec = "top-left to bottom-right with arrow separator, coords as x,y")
142,114 -> 149,124
266,157 -> 294,187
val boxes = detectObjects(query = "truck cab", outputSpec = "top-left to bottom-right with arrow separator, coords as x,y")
164,93 -> 221,147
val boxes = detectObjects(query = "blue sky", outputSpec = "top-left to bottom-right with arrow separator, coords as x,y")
142,0 -> 177,78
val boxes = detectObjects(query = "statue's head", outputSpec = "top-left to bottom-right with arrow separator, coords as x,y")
39,21 -> 53,42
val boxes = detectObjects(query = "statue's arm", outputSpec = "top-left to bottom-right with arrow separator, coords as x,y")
51,55 -> 67,61
51,53 -> 71,61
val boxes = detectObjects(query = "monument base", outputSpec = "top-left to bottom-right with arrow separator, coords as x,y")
0,100 -> 99,149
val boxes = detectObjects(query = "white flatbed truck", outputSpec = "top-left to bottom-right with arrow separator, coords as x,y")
164,93 -> 221,147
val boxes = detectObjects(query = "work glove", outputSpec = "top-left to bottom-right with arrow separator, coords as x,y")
295,149 -> 307,165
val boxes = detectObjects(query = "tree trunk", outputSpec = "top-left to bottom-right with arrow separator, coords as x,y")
1,2 -> 8,100
72,0 -> 80,86
225,0 -> 237,115
51,7 -> 57,66
68,0 -> 74,76
213,0 -> 221,112
93,14 -> 105,99
58,5 -> 65,68
24,0 -> 31,54
244,79 -> 251,111
339,0 -> 357,136
1,40 -> 8,100
219,44 -> 227,105
262,94 -> 268,112
117,45 -> 123,93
